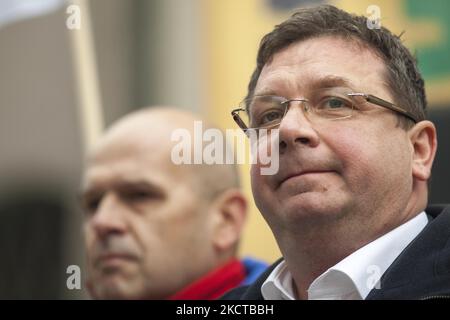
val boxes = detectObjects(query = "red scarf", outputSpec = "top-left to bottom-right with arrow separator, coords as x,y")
169,259 -> 245,300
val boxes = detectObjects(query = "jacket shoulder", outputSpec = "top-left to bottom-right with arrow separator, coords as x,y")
220,286 -> 251,300
367,204 -> 450,299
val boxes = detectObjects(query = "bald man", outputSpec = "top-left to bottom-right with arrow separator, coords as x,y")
80,107 -> 267,300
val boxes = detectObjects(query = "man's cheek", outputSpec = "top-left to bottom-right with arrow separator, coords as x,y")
250,163 -> 261,183
250,130 -> 280,176
250,165 -> 271,198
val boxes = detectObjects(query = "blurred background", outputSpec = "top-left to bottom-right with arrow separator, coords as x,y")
0,0 -> 448,299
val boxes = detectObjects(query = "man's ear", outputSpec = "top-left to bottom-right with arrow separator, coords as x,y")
409,120 -> 437,181
208,189 -> 247,253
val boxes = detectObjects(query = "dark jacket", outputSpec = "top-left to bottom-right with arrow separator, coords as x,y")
222,205 -> 450,300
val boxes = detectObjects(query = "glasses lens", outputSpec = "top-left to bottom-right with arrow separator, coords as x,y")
244,95 -> 286,129
238,89 -> 356,130
308,88 -> 354,120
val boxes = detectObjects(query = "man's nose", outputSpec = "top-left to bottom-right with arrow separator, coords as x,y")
90,193 -> 127,239
278,102 -> 320,152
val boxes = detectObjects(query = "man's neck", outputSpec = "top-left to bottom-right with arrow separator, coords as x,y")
276,204 -> 424,299
280,221 -> 368,299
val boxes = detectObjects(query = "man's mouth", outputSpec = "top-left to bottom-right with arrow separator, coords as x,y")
95,253 -> 138,267
278,170 -> 335,188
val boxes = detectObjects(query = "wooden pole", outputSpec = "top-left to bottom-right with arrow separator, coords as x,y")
68,0 -> 103,153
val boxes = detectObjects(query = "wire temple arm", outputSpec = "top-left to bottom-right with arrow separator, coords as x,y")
349,93 -> 419,123
366,94 -> 419,123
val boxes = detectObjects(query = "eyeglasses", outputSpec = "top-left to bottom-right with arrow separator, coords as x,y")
231,88 -> 419,133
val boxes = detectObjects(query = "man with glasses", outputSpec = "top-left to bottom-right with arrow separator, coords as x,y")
224,5 -> 450,299
81,107 -> 267,299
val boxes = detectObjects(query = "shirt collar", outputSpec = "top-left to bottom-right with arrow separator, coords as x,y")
261,261 -> 296,300
262,212 -> 428,300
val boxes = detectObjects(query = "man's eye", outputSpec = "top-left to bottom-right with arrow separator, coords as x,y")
322,97 -> 349,109
82,197 -> 101,214
257,109 -> 284,126
122,191 -> 152,202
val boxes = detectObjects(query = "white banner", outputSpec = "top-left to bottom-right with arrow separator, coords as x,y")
0,0 -> 65,28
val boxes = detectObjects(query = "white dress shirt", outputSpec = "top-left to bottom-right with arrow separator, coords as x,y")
261,212 -> 429,300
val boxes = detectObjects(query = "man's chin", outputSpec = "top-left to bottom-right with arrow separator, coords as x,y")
276,192 -> 348,223
89,275 -> 143,300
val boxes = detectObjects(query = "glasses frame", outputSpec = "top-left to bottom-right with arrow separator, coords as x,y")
231,92 -> 419,133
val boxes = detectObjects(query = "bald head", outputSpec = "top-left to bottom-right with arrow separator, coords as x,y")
87,107 -> 240,200
81,107 -> 247,299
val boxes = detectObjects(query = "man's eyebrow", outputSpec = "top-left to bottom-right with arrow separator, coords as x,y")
116,180 -> 161,191
116,179 -> 167,198
80,179 -> 164,198
79,185 -> 103,204
308,75 -> 355,90
253,75 -> 356,97
253,88 -> 279,97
